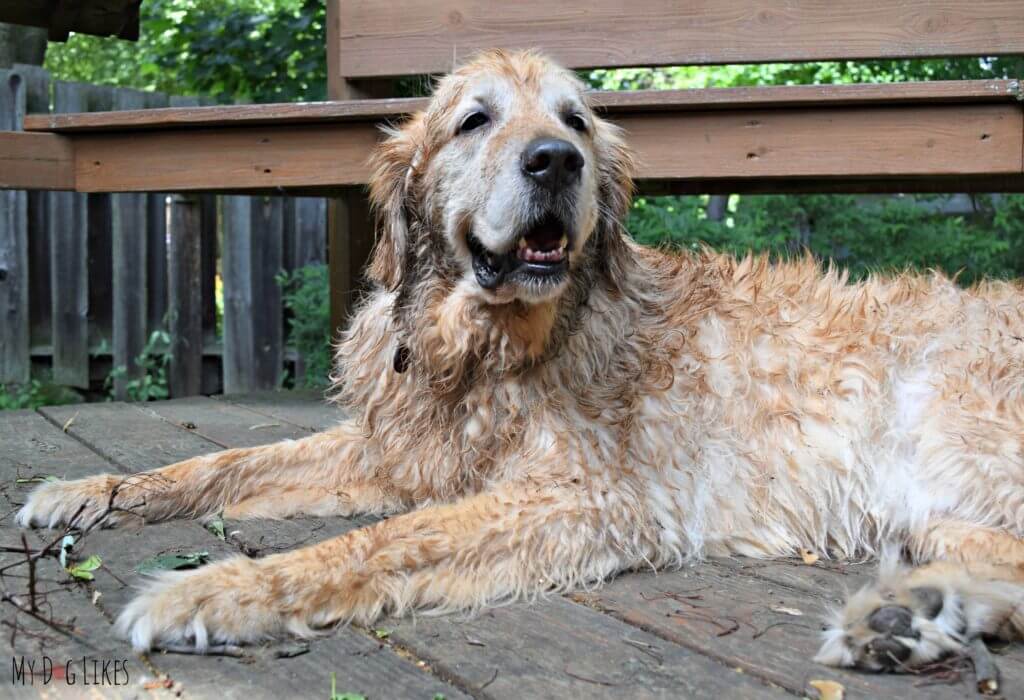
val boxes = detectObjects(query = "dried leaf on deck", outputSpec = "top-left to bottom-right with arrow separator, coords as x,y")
799,548 -> 820,565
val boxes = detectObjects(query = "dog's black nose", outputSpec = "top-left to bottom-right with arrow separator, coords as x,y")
521,138 -> 584,190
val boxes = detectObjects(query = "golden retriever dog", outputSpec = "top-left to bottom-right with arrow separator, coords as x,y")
17,50 -> 1024,673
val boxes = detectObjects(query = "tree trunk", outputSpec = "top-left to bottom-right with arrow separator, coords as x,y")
706,194 -> 729,222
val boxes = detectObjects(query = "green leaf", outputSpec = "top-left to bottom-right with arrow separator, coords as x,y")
136,551 -> 210,574
373,628 -> 391,639
68,554 -> 102,581
205,517 -> 226,541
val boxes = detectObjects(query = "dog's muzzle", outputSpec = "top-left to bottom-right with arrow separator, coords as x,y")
467,213 -> 572,289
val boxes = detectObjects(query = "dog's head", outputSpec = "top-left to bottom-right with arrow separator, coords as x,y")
367,49 -> 635,307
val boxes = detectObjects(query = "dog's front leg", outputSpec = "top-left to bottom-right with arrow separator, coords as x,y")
115,482 -> 647,651
17,421 -> 402,529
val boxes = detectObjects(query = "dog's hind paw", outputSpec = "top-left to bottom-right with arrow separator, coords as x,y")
815,560 -> 1024,671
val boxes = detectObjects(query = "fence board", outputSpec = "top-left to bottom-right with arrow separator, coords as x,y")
0,69 -> 29,383
167,195 -> 202,397
284,197 -> 327,271
15,66 -> 53,354
110,88 -> 149,400
222,197 -> 284,392
169,96 -> 220,348
222,197 -> 255,393
49,81 -> 90,387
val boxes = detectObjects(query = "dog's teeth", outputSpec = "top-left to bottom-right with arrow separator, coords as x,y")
518,237 -> 528,249
559,235 -> 568,250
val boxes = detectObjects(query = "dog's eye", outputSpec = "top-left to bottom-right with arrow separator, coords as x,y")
564,113 -> 587,132
459,112 -> 490,134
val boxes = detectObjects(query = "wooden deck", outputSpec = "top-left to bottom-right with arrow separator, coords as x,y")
1,393 -> 1021,698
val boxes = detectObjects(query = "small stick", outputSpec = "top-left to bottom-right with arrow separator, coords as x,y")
969,637 -> 1000,696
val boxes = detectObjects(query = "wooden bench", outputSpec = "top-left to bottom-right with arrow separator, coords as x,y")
1,0 -> 1023,333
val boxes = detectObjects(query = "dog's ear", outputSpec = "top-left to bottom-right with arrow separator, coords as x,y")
591,117 -> 637,275
592,117 -> 636,227
367,114 -> 427,290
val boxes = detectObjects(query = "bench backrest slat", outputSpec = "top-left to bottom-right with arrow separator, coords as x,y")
331,0 -> 1024,80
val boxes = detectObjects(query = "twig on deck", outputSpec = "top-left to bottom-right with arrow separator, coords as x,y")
157,643 -> 246,657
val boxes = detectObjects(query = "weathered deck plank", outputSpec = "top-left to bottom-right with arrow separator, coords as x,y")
138,395 -> 311,448
388,598 -> 787,699
215,390 -> 343,431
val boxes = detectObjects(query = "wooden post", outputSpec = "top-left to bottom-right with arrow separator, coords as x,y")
167,195 -> 202,397
48,81 -> 89,388
110,88 -> 149,400
0,68 -> 28,383
327,191 -> 374,334
145,91 -> 170,335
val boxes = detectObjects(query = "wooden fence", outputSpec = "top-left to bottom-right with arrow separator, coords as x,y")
0,65 -> 327,398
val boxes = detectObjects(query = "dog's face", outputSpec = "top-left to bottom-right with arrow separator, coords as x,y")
368,50 -> 634,307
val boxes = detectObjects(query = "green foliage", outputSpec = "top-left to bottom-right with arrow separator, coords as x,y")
629,194 -> 1024,286
0,379 -> 81,411
105,330 -> 172,402
277,264 -> 332,388
587,56 -> 1024,90
46,0 -> 324,102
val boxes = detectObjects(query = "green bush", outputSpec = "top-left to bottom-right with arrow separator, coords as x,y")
278,264 -> 332,388
0,380 -> 82,411
105,330 -> 172,402
629,194 -> 1024,286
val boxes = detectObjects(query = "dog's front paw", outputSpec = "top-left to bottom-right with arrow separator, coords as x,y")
115,557 -> 304,652
17,475 -> 131,529
815,560 -> 1024,671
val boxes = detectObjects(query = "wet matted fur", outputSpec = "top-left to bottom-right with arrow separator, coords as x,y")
18,51 -> 1024,672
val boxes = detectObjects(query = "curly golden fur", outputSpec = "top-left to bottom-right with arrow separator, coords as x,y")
17,50 -> 1024,673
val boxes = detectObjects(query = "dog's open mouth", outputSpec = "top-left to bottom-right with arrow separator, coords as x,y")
467,214 -> 571,290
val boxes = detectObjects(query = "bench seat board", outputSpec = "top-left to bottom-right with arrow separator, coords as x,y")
330,0 -> 1024,79
22,80 -> 1022,133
